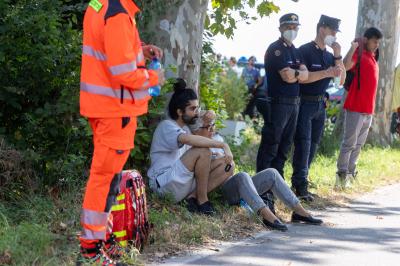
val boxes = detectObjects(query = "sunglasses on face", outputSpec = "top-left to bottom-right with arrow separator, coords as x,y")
200,123 -> 215,132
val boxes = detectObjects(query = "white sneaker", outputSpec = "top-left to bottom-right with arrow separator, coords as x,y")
348,171 -> 358,183
343,174 -> 352,188
335,173 -> 346,190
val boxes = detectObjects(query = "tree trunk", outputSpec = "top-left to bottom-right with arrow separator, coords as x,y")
139,0 -> 209,92
354,0 -> 400,145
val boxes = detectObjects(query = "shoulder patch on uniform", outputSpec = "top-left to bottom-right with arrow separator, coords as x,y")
274,50 -> 281,56
105,0 -> 128,22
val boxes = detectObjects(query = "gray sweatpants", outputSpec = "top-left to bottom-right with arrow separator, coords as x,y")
221,168 -> 300,212
337,110 -> 373,174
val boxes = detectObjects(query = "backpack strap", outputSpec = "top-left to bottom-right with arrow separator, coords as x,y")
355,42 -> 363,90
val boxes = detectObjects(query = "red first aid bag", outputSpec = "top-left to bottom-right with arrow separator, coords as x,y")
111,170 -> 151,250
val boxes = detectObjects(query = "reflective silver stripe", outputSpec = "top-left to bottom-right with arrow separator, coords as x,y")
109,61 -> 137,76
81,209 -> 109,226
81,227 -> 107,240
142,80 -> 150,88
144,70 -> 149,79
137,51 -> 144,63
81,82 -> 149,100
81,82 -> 132,100
82,45 -> 107,61
133,90 -> 150,99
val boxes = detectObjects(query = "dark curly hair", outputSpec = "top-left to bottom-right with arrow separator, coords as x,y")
168,78 -> 198,120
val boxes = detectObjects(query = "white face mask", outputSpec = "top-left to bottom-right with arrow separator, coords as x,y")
324,35 -> 337,47
283,30 -> 298,42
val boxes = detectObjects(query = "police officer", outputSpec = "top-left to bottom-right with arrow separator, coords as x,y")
291,15 -> 345,201
256,13 -> 308,180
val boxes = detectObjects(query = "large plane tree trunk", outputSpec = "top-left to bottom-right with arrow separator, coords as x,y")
138,0 -> 209,92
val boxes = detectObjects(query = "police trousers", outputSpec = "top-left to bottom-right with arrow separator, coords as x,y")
291,100 -> 326,189
256,101 -> 299,178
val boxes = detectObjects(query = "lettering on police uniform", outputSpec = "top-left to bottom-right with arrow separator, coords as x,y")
311,64 -> 322,68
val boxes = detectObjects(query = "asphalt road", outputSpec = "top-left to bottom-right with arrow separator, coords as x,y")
156,183 -> 400,266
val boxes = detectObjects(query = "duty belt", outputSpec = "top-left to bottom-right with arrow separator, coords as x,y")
268,96 -> 300,105
301,95 -> 325,102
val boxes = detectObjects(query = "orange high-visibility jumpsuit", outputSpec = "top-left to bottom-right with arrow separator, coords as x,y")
79,0 -> 158,243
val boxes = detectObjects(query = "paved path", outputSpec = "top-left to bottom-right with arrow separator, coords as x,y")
156,183 -> 400,266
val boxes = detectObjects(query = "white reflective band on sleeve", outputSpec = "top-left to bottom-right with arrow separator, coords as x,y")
109,61 -> 137,76
81,82 -> 150,100
144,70 -> 149,79
137,50 -> 144,63
82,45 -> 107,61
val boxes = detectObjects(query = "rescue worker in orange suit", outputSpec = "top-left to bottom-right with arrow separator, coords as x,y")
78,0 -> 164,264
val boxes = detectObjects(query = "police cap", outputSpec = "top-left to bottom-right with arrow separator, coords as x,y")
279,13 -> 300,26
318,15 -> 341,32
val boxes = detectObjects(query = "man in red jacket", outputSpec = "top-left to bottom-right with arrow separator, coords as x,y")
336,27 -> 382,189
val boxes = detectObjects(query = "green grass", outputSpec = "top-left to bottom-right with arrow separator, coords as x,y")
285,145 -> 400,200
1,136 -> 399,265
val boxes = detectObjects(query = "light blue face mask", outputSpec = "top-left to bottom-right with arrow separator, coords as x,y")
283,29 -> 298,42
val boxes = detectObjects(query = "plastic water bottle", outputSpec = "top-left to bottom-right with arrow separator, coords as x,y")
148,58 -> 162,97
239,199 -> 254,216
334,76 -> 341,89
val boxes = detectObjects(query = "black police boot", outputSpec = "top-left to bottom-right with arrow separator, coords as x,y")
295,185 -> 314,202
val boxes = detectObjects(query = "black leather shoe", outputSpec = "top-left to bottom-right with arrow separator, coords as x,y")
291,212 -> 323,225
263,219 -> 288,232
197,201 -> 215,216
184,197 -> 198,213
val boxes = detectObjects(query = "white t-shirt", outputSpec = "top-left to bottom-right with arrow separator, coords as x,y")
210,133 -> 225,156
147,120 -> 191,179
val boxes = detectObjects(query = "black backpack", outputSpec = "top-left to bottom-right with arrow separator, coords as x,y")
343,40 -> 363,91
343,38 -> 380,91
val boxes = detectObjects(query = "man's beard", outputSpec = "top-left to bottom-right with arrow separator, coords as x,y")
182,114 -> 198,125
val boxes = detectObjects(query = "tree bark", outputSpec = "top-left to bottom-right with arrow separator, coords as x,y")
343,0 -> 400,145
139,0 -> 209,92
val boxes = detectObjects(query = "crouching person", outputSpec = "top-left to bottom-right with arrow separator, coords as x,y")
190,111 -> 323,231
147,79 -> 234,215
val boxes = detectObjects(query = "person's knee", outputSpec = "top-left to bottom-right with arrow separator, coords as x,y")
264,168 -> 281,182
235,172 -> 252,185
194,147 -> 212,158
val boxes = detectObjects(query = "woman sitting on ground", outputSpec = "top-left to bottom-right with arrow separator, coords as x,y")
189,111 -> 323,231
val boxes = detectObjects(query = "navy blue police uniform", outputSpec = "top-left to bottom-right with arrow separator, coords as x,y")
256,37 -> 303,177
291,15 -> 341,198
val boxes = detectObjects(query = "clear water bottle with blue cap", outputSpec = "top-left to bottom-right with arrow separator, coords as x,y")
148,58 -> 162,97
240,199 -> 265,224
239,199 -> 254,216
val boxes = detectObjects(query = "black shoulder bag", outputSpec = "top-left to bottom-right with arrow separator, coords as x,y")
343,46 -> 363,91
